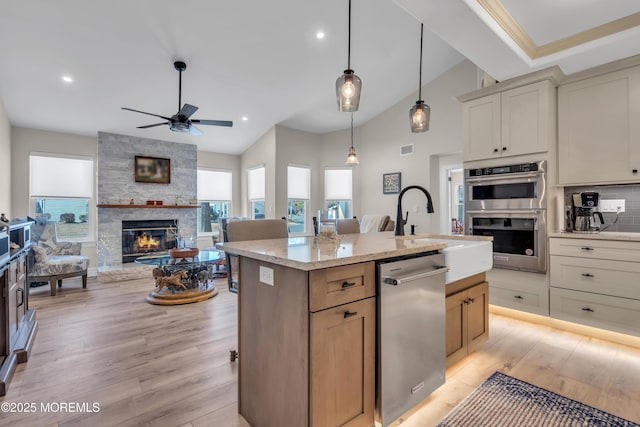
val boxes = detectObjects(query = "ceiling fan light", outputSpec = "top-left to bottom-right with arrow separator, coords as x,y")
336,70 -> 361,112
345,146 -> 359,166
410,100 -> 430,133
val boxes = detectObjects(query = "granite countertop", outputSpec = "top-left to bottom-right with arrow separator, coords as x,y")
218,232 -> 492,271
549,231 -> 640,242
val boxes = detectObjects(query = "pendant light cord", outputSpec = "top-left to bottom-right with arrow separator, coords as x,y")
347,0 -> 352,70
418,23 -> 423,101
350,113 -> 354,149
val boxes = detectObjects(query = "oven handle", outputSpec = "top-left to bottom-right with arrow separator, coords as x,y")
465,171 -> 544,183
466,209 -> 544,216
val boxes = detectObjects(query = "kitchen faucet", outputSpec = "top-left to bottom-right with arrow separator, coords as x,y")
394,185 -> 435,236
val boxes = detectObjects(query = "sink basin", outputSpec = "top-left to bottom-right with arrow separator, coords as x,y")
411,238 -> 493,283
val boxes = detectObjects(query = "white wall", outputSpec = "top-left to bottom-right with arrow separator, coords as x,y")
318,60 -> 477,234
240,127 -> 276,218
0,98 -> 10,217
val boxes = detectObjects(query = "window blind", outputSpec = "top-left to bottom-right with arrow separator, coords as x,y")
324,168 -> 352,200
30,154 -> 94,198
247,166 -> 265,200
287,165 -> 310,199
197,169 -> 232,200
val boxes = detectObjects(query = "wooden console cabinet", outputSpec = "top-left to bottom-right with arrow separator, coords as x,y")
445,273 -> 489,367
1,220 -> 38,396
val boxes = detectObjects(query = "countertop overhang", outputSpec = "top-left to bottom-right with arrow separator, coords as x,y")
217,232 -> 492,272
549,232 -> 640,242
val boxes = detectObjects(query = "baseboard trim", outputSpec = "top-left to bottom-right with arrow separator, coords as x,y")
490,305 -> 640,350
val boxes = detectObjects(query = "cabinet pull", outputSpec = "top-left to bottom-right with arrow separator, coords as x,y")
502,146 -> 507,151
581,273 -> 594,278
580,247 -> 594,251
513,295 -> 524,300
493,148 -> 498,153
343,310 -> 358,318
581,307 -> 594,312
16,287 -> 25,308
468,297 -> 475,303
633,169 -> 638,174
341,281 -> 356,289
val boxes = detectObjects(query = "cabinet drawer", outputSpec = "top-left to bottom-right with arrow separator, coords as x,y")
550,287 -> 640,337
310,262 -> 375,312
550,256 -> 640,300
549,237 -> 640,262
490,284 -> 549,316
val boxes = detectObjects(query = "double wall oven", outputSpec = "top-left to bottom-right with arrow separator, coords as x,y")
465,161 -> 547,273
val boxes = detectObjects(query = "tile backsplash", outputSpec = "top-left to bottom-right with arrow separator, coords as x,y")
564,184 -> 640,233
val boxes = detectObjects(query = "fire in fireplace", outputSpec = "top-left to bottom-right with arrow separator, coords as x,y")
122,219 -> 178,263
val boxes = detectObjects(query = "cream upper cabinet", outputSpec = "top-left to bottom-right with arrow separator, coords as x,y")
463,80 -> 553,162
558,66 -> 640,185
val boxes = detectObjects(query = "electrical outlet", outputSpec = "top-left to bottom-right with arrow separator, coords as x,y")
259,266 -> 274,286
600,199 -> 625,213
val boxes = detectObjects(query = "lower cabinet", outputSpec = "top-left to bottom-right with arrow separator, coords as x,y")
445,274 -> 489,367
486,268 -> 549,316
310,297 -> 375,427
549,237 -> 640,337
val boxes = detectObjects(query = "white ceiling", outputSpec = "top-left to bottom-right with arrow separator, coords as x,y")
2,0 -> 640,155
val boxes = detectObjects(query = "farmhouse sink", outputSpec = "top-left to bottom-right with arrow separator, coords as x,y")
394,235 -> 493,283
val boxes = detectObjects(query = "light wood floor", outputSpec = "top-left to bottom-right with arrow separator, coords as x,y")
1,276 -> 639,427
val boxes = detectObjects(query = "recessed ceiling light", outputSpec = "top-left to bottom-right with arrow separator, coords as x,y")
61,76 -> 73,83
241,116 -> 248,121
316,31 -> 325,40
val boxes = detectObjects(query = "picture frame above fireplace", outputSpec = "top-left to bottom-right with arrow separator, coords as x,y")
135,156 -> 171,184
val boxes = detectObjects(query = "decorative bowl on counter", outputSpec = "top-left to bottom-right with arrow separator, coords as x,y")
169,248 -> 199,259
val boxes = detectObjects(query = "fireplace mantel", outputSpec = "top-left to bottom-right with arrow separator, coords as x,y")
97,204 -> 200,209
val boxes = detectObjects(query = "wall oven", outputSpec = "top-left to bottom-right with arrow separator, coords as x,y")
465,161 -> 547,273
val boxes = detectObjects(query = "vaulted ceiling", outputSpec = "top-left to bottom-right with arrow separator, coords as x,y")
1,0 -> 639,154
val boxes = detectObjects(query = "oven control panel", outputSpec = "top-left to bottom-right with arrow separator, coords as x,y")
468,162 -> 541,177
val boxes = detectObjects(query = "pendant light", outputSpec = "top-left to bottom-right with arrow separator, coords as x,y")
345,113 -> 359,166
336,0 -> 361,112
409,23 -> 430,133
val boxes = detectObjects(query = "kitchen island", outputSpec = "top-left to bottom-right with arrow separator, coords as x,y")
219,232 -> 492,427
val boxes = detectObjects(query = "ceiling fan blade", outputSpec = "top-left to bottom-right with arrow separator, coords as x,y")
178,103 -> 198,118
192,119 -> 233,127
122,107 -> 172,121
189,125 -> 203,136
137,122 -> 168,129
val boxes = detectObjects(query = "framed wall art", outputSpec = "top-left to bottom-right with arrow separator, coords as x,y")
382,172 -> 401,194
134,156 -> 171,184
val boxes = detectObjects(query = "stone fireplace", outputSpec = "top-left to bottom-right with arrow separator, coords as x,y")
97,132 -> 197,271
121,219 -> 178,263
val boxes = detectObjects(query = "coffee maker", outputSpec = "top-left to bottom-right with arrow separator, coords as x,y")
569,192 -> 604,232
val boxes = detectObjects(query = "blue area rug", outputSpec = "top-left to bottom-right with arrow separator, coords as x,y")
436,371 -> 639,427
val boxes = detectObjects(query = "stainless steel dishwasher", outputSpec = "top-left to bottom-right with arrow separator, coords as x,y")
377,252 -> 447,427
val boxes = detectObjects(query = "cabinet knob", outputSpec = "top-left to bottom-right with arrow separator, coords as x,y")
633,169 -> 638,174
493,148 -> 498,153
581,307 -> 594,312
581,273 -> 594,278
341,281 -> 356,289
343,310 -> 358,319
502,146 -> 507,151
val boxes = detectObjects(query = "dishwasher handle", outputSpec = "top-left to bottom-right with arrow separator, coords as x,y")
382,266 -> 448,286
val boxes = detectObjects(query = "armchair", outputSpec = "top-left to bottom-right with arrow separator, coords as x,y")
28,221 -> 89,296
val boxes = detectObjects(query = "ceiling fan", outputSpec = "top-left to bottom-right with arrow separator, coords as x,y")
122,61 -> 233,136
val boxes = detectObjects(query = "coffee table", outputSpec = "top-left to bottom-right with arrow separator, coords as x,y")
135,249 -> 224,305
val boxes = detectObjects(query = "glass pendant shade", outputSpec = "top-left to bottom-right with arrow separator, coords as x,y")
336,70 -> 361,112
410,100 -> 430,133
345,147 -> 359,165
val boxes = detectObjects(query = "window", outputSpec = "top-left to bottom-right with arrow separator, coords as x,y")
30,153 -> 94,240
324,168 -> 352,219
197,169 -> 232,234
287,165 -> 310,235
247,166 -> 265,219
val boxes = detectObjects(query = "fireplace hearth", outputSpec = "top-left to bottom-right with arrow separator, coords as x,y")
122,219 -> 178,263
